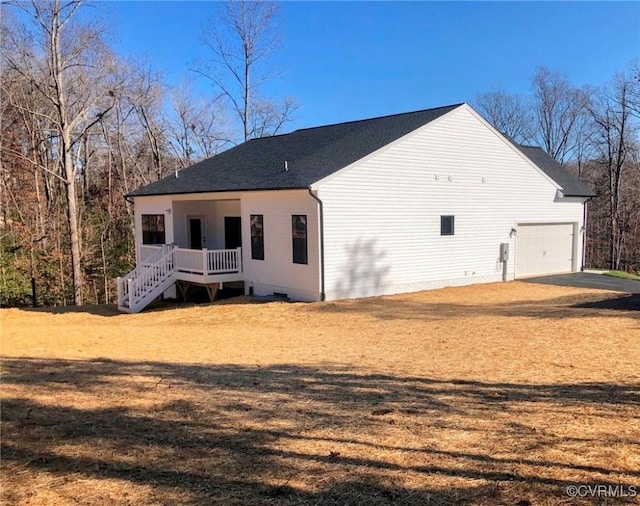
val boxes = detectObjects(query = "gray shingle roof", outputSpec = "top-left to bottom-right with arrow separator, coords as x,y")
129,103 -> 595,199
517,145 -> 596,197
128,104 -> 463,196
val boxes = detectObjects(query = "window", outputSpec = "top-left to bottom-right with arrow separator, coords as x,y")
250,214 -> 264,260
142,214 -> 165,244
292,215 -> 308,264
441,215 -> 455,236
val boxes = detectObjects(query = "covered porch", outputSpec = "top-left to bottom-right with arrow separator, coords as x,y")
136,195 -> 245,284
171,198 -> 242,252
119,195 -> 246,312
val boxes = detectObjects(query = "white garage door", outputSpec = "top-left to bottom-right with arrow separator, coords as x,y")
516,223 -> 575,278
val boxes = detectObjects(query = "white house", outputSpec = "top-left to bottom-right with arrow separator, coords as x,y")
117,103 -> 595,313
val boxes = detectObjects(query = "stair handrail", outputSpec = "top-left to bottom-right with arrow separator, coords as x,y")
128,245 -> 169,279
117,244 -> 176,310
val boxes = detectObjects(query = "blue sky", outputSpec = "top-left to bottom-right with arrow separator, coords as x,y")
103,1 -> 639,131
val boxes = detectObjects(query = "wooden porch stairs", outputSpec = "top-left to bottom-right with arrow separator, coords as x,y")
117,245 -> 177,313
117,245 -> 244,313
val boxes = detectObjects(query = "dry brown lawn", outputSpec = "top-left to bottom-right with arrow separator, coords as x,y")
1,281 -> 639,505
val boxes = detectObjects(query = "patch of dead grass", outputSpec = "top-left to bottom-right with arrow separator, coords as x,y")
1,281 -> 639,505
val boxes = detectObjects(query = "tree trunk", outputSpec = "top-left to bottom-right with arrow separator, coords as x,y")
244,53 -> 250,142
50,0 -> 83,305
63,145 -> 84,305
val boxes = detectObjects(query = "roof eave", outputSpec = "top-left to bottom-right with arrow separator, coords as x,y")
562,191 -> 597,198
126,186 -> 310,199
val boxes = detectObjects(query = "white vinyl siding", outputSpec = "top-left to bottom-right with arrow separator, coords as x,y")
133,196 -> 174,263
317,105 -> 586,300
241,190 -> 320,301
515,223 -> 575,278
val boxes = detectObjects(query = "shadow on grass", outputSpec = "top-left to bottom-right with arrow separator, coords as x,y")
21,304 -> 122,317
17,285 -> 639,321
16,295 -> 259,317
574,293 -> 640,311
312,292 -> 640,322
1,358 -> 638,505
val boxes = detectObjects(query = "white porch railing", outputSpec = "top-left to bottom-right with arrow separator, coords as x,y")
175,248 -> 205,273
206,248 -> 242,274
174,247 -> 243,274
138,245 -> 242,275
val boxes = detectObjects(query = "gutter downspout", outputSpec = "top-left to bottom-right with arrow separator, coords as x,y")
124,195 -> 136,263
581,197 -> 592,271
308,188 -> 325,301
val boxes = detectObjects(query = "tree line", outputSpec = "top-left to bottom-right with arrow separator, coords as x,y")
1,1 -> 638,308
476,65 -> 640,274
0,0 -> 293,306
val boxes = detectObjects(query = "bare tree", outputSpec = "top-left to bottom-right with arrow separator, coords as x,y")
2,2 -> 211,307
588,69 -> 639,270
164,82 -> 230,168
249,95 -> 297,139
122,62 -> 167,182
531,66 -> 591,163
197,0 -> 297,141
627,61 -> 640,118
2,0 -> 121,305
475,89 -> 532,143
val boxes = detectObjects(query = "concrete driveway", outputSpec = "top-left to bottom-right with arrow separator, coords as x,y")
523,272 -> 640,294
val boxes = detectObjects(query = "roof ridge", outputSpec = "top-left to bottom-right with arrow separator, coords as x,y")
243,103 -> 465,142
292,102 -> 465,134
